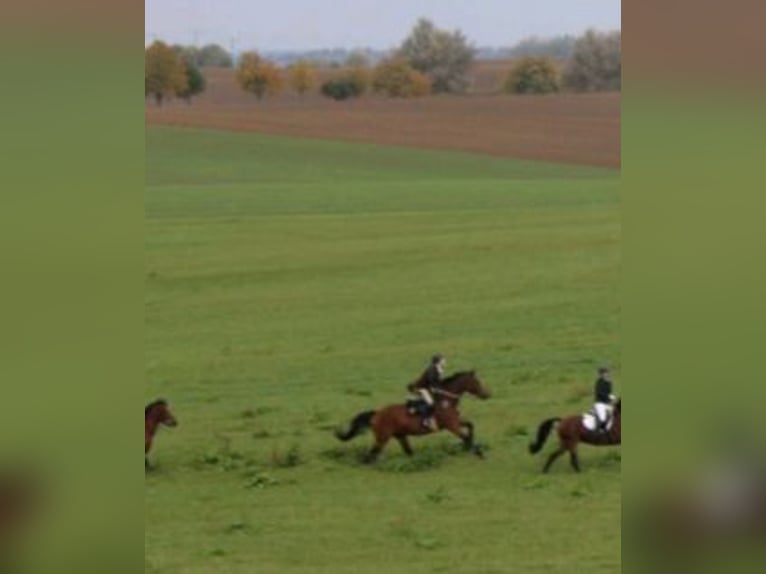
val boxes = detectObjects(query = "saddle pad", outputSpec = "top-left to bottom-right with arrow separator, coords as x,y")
582,413 -> 612,432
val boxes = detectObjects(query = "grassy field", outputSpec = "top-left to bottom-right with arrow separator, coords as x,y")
145,126 -> 621,573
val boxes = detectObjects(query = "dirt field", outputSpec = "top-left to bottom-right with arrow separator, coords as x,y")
145,65 -> 620,168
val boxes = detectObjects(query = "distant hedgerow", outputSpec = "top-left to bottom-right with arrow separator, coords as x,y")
320,77 -> 364,101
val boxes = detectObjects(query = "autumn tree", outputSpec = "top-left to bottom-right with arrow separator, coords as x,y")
398,18 -> 474,93
236,52 -> 283,99
372,58 -> 431,98
287,60 -> 318,95
562,30 -> 621,91
145,41 -> 188,106
504,57 -> 560,94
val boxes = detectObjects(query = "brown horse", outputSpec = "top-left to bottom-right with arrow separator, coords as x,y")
335,371 -> 490,462
145,399 -> 178,469
529,398 -> 621,473
0,470 -> 39,554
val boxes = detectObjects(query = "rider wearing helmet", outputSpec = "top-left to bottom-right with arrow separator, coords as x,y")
593,366 -> 617,432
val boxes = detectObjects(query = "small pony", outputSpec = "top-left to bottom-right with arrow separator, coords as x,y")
145,399 -> 178,469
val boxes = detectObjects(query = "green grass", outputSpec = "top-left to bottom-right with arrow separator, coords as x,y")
145,126 -> 621,573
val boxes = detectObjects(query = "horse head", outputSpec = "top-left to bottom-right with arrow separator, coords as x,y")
444,371 -> 491,400
145,399 -> 178,427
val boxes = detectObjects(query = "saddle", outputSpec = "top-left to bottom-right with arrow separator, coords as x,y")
406,399 -> 431,416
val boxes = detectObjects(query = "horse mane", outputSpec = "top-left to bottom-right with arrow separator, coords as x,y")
145,399 -> 167,416
441,370 -> 475,386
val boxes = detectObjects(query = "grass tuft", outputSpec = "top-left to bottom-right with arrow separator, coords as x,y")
271,444 -> 304,468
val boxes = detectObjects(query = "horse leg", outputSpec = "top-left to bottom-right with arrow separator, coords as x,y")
395,435 -> 414,456
364,444 -> 382,464
460,420 -> 485,458
543,446 -> 565,473
569,448 -> 581,473
444,417 -> 482,458
459,421 -> 475,450
365,429 -> 390,464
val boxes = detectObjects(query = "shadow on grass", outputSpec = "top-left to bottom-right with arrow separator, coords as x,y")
321,439 -> 472,473
390,524 -> 447,551
592,449 -> 621,470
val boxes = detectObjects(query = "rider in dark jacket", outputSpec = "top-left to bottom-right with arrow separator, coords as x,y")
407,354 -> 445,431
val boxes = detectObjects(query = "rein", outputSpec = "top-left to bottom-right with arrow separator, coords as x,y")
433,387 -> 460,400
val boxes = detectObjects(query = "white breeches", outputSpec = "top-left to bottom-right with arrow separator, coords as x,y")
594,402 -> 614,423
418,389 -> 434,405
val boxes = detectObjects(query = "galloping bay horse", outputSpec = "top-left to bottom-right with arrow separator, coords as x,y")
335,371 -> 490,462
529,398 -> 621,473
145,399 -> 178,469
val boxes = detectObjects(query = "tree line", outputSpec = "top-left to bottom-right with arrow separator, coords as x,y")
145,20 -> 620,105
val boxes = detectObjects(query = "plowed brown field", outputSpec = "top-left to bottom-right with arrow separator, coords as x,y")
146,66 -> 620,168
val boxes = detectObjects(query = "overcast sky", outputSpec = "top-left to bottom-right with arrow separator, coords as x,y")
146,0 -> 621,50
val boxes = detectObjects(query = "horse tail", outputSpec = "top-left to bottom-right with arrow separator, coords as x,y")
528,417 -> 561,454
335,410 -> 376,442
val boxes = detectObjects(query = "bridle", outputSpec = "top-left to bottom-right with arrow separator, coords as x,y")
432,387 -> 460,400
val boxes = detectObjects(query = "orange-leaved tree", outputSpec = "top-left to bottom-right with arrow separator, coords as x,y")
287,60 -> 318,95
236,52 -> 283,99
372,57 -> 431,98
145,41 -> 188,106
504,57 -> 560,94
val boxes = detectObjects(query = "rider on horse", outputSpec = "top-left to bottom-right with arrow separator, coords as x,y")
593,366 -> 617,433
407,354 -> 446,431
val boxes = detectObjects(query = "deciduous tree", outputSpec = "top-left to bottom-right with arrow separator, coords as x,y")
236,52 -> 283,99
288,60 -> 318,95
372,58 -> 431,98
178,59 -> 206,103
198,44 -> 234,68
562,30 -> 621,92
344,51 -> 371,95
398,18 -> 474,93
145,41 -> 188,106
504,57 -> 560,94
320,77 -> 364,101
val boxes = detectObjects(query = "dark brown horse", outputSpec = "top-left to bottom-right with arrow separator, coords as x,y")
0,469 -> 39,555
145,399 -> 178,469
529,398 -> 621,473
336,371 -> 490,462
